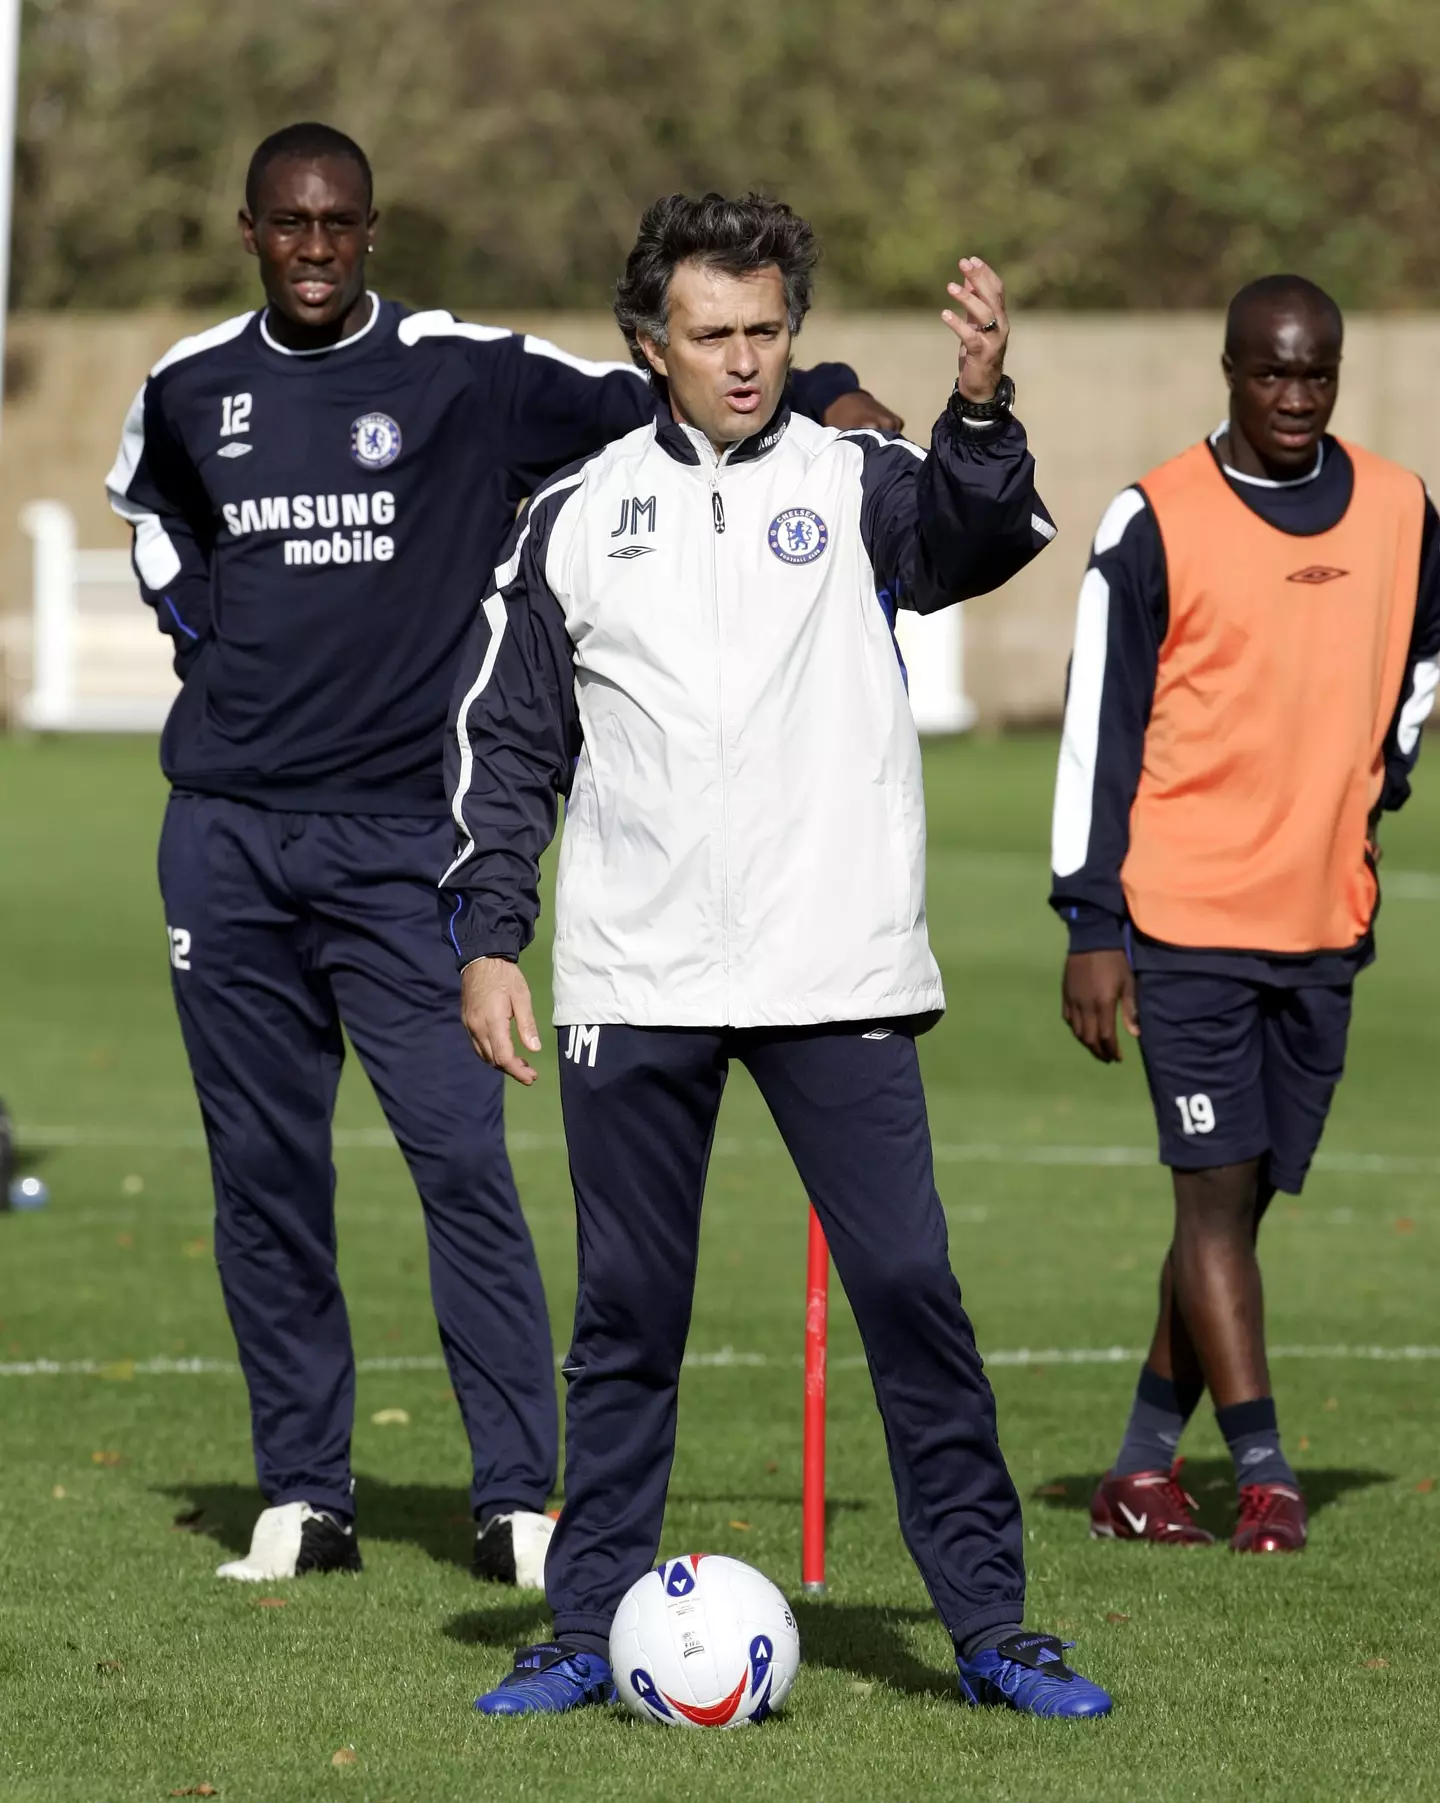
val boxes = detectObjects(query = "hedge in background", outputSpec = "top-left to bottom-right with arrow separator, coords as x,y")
15,0 -> 1440,312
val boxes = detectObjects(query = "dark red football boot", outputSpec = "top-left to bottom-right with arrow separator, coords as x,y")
1230,1482 -> 1307,1553
1090,1461 -> 1216,1546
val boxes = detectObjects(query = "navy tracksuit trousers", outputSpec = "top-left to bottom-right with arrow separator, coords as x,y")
157,793 -> 556,1520
546,1021 -> 1026,1650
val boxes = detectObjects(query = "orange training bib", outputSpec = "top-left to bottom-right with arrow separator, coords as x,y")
1122,439 -> 1423,954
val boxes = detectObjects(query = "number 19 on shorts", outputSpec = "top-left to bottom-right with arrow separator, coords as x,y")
1175,1093 -> 1215,1135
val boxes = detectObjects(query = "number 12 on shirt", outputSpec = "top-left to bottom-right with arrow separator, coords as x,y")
221,393 -> 253,437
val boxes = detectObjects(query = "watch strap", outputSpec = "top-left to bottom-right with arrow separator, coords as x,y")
949,374 -> 1015,425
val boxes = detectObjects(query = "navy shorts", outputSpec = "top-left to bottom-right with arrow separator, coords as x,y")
1135,972 -> 1353,1193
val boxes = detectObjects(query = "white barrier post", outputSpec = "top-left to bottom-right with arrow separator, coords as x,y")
895,605 -> 978,734
20,500 -> 79,730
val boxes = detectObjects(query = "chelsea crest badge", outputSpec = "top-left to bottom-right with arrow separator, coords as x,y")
350,412 -> 402,470
768,507 -> 828,565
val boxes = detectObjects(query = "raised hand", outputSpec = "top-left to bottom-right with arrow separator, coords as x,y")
941,257 -> 1009,404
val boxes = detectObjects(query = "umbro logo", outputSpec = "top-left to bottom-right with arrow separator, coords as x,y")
217,442 -> 253,459
608,544 -> 655,559
1287,565 -> 1347,584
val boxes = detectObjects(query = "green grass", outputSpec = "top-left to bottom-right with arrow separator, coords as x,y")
1,733 -> 1437,1802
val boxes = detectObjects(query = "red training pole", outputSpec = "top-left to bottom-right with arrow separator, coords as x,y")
801,1206 -> 830,1596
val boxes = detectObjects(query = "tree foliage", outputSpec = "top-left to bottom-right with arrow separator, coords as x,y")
15,0 -> 1440,313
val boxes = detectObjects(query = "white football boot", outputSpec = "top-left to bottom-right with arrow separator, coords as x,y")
472,1510 -> 555,1588
215,1501 -> 362,1580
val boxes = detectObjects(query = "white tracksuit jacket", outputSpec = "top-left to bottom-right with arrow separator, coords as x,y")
441,396 -> 1055,1028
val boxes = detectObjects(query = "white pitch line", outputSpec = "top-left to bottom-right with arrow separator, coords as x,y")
4,1344 -> 1439,1380
17,1125 -> 1440,1177
16,1125 -> 564,1153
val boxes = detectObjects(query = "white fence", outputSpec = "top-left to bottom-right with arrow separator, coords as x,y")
18,501 -> 177,731
10,501 -> 974,735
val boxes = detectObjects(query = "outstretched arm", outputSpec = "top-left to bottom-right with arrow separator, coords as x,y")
461,320 -> 896,494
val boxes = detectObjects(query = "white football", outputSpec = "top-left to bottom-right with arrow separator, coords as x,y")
610,1554 -> 800,1728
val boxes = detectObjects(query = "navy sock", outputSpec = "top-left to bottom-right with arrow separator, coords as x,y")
556,1631 -> 611,1662
1216,1396 -> 1296,1492
957,1623 -> 1024,1661
1112,1365 -> 1204,1477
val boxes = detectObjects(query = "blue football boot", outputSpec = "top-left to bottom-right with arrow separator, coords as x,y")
956,1632 -> 1113,1719
475,1643 -> 617,1717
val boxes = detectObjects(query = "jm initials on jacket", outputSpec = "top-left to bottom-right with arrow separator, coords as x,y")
440,400 -> 1056,1028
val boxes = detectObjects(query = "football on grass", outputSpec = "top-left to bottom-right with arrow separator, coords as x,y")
610,1554 -> 800,1728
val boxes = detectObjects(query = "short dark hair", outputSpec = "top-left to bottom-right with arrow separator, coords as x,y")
245,122 -> 373,215
1225,274 -> 1343,357
613,192 -> 818,372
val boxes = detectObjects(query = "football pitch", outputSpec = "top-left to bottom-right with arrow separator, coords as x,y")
2,732 -> 1437,1802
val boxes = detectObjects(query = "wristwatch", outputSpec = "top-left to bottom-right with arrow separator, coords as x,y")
950,374 -> 1015,427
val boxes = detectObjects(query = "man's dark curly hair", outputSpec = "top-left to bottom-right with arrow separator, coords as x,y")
613,192 -> 818,374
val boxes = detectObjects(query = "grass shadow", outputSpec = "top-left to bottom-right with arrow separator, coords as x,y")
442,1601 -> 552,1649
1028,1461 -> 1393,1537
156,1474 -> 478,1568
791,1600 -> 954,1699
157,1477 -> 872,1572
